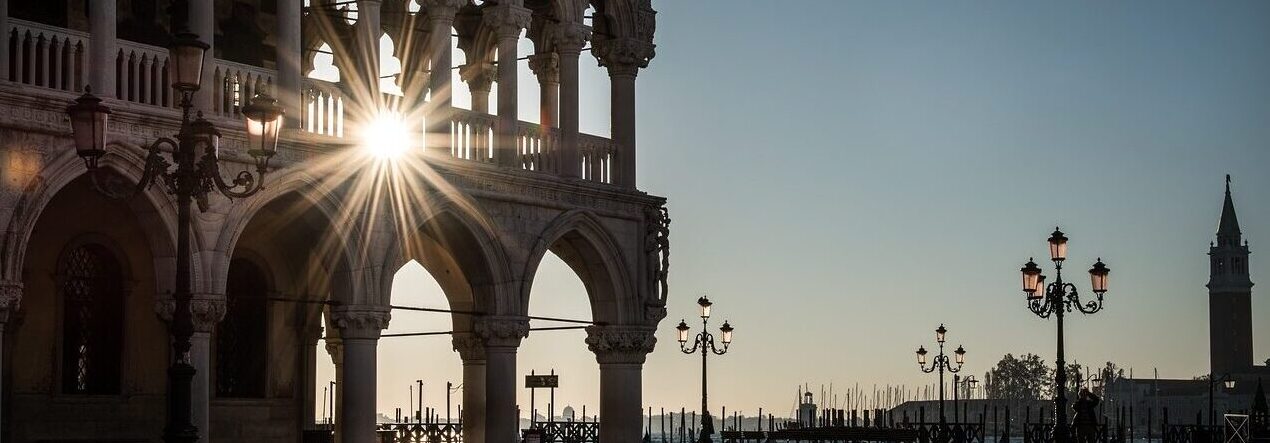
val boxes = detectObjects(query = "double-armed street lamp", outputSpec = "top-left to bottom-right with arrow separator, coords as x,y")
677,296 -> 734,443
1208,374 -> 1237,427
916,324 -> 967,438
64,23 -> 284,443
1018,228 -> 1111,443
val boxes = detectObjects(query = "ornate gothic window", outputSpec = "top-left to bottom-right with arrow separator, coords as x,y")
59,244 -> 124,395
216,258 -> 268,398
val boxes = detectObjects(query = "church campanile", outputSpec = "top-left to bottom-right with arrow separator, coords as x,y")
1208,175 -> 1255,376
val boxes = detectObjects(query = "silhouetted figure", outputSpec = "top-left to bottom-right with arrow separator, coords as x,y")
698,413 -> 715,443
1073,388 -> 1100,443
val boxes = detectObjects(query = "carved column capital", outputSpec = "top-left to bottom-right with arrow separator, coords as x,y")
452,332 -> 486,362
528,53 -> 560,84
592,37 -> 655,77
460,62 -> 498,92
585,324 -> 657,365
422,0 -> 465,21
483,5 -> 532,40
553,22 -> 591,55
330,305 -> 392,339
0,281 -> 22,324
474,316 -> 529,348
156,293 -> 227,333
325,338 -> 343,365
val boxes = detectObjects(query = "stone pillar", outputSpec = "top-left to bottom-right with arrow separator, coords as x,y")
354,0 -> 383,111
554,24 -> 588,178
0,282 -> 23,439
189,0 -> 216,108
158,294 -> 227,443
422,0 -> 463,156
593,38 -> 654,188
325,338 -> 345,440
331,305 -> 391,443
586,325 -> 657,443
88,0 -> 116,97
476,317 -> 529,443
276,0 -> 304,124
453,334 -> 488,443
460,62 -> 495,114
483,4 -> 532,167
528,53 -> 559,129
0,0 -> 9,81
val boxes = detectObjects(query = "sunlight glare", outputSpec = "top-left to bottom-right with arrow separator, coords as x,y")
362,112 -> 413,160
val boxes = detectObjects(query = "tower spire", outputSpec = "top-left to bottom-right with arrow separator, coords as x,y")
1219,174 -> 1241,244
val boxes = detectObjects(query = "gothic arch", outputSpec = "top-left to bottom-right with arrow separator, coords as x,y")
521,209 -> 633,325
3,142 -> 179,295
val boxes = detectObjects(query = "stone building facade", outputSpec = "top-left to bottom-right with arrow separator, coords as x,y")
0,0 -> 666,442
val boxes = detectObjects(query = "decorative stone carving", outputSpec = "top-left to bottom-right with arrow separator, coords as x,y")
585,325 -> 657,365
0,281 -> 22,324
593,37 -> 656,75
554,22 -> 591,55
155,293 -> 227,333
528,53 -> 560,84
325,338 -> 343,365
452,332 -> 486,361
330,305 -> 392,339
643,205 -> 670,322
422,0 -> 466,21
460,62 -> 498,93
482,5 -> 533,39
474,316 -> 529,348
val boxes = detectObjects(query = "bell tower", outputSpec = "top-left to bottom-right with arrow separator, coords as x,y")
1209,175 -> 1255,376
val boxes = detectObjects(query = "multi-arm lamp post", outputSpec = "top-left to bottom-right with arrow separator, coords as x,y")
64,29 -> 284,443
916,324 -> 967,440
1018,228 -> 1111,443
677,296 -> 734,443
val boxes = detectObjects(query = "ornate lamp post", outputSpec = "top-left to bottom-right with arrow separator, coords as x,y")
64,29 -> 284,443
1018,228 -> 1110,443
916,324 -> 967,440
1209,374 -> 1237,427
953,374 -> 978,422
677,296 -> 734,443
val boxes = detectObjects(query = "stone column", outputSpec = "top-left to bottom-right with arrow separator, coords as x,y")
0,282 -> 23,439
453,334 -> 488,443
554,24 -> 588,178
483,4 -> 532,167
0,0 -> 9,81
354,0 -> 383,111
325,338 -> 345,440
528,53 -> 559,129
276,0 -> 304,125
423,0 -> 463,156
476,317 -> 529,443
586,325 -> 657,443
158,294 -> 227,443
189,0 -> 216,108
88,0 -> 116,97
331,305 -> 391,443
460,62 -> 495,114
594,38 -> 654,188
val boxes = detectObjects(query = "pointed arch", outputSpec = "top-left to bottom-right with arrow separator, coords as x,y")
521,209 -> 633,324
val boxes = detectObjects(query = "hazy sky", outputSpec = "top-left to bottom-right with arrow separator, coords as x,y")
320,0 -> 1270,420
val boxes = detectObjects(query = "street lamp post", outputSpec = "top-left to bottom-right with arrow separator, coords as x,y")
954,375 -> 978,423
64,27 -> 284,443
1208,374 -> 1237,427
1018,228 -> 1111,443
677,296 -> 734,443
916,324 -> 967,440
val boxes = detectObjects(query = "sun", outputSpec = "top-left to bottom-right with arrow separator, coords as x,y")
361,112 -> 413,160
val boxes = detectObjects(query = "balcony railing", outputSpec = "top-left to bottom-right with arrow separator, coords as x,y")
4,22 -> 621,186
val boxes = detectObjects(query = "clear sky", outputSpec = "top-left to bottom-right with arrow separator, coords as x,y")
320,0 -> 1270,420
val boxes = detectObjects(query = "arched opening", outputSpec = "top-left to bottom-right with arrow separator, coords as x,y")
215,257 -> 269,398
518,252 -> 598,422
58,242 -> 126,395
309,42 -> 342,82
218,190 -> 347,440
579,4 -> 611,138
10,171 -> 171,439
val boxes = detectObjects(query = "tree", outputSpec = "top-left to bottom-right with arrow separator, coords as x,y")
985,353 -> 1050,401
1096,361 -> 1125,396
